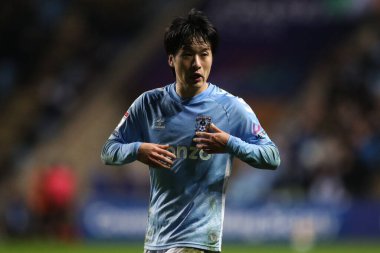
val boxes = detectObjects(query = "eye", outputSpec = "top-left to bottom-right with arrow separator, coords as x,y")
201,51 -> 209,57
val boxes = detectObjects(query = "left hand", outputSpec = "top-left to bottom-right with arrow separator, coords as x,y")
193,123 -> 230,154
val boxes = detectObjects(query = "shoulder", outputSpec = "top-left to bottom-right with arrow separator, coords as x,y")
141,86 -> 166,101
134,85 -> 168,106
126,86 -> 168,116
209,84 -> 254,114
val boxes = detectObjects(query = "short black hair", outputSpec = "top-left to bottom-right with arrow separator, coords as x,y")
164,8 -> 218,56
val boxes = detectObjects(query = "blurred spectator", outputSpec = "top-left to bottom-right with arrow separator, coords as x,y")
28,164 -> 76,239
3,187 -> 30,237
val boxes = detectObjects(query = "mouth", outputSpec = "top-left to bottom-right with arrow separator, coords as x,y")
190,73 -> 203,83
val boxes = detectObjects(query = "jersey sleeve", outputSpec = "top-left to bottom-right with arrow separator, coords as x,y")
224,97 -> 280,169
100,94 -> 144,165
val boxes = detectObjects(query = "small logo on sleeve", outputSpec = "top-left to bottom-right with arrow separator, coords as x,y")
253,123 -> 267,139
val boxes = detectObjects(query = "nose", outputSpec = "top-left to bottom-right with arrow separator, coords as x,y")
192,55 -> 201,69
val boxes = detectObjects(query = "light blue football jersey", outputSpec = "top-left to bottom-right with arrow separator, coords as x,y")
101,83 -> 280,252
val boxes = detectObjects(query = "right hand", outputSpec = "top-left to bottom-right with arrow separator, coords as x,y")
137,143 -> 176,170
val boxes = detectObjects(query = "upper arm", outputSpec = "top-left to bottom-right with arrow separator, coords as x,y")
226,97 -> 273,146
109,94 -> 145,144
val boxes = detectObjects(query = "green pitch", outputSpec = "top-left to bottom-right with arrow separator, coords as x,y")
0,240 -> 379,253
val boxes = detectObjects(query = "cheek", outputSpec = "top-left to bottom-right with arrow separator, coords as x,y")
178,63 -> 190,73
175,64 -> 187,79
177,64 -> 186,74
205,62 -> 212,73
205,58 -> 212,69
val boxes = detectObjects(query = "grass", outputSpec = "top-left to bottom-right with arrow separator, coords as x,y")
0,240 -> 380,253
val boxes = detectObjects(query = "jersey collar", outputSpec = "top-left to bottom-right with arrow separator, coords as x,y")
168,82 -> 214,105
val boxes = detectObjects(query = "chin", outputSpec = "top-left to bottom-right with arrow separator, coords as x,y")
184,78 -> 207,87
195,80 -> 207,86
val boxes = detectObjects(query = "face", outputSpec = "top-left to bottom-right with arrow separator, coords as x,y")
168,39 -> 213,92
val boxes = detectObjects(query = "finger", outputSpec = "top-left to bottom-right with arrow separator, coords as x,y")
151,158 -> 172,170
156,145 -> 176,159
195,131 -> 212,138
158,162 -> 172,170
196,144 -> 205,149
203,149 -> 217,154
210,123 -> 222,133
193,137 -> 208,143
160,154 -> 175,165
196,143 -> 213,150
152,152 -> 174,165
159,160 -> 173,170
160,164 -> 172,170
161,150 -> 176,159
196,146 -> 217,154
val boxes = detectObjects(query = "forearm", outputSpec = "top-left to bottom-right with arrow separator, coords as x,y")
101,139 -> 142,165
226,135 -> 280,169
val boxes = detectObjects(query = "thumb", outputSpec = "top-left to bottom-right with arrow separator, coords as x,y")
209,123 -> 222,133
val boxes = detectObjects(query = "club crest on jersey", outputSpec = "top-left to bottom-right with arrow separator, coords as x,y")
195,115 -> 212,132
152,118 -> 165,129
253,123 -> 267,139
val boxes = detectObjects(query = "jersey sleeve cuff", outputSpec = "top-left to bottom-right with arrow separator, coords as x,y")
120,141 -> 142,163
226,135 -> 242,155
131,142 -> 142,158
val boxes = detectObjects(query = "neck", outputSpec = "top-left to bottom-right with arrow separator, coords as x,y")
175,82 -> 208,99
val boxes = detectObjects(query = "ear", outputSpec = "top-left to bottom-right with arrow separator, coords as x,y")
168,55 -> 174,68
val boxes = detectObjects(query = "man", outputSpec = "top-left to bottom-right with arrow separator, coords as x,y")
101,9 -> 280,253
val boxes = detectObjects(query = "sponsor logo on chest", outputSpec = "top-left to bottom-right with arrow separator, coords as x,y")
167,145 -> 212,160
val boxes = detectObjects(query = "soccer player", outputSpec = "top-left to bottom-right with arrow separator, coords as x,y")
101,8 -> 280,253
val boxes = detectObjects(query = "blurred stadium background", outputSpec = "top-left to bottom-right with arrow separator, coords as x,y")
1,0 -> 380,252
